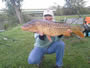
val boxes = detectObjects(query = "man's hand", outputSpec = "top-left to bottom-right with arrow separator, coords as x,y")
64,29 -> 72,37
67,29 -> 72,33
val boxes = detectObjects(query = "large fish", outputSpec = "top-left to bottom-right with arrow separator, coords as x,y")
21,19 -> 84,41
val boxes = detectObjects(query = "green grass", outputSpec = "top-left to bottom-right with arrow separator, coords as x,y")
55,15 -> 79,21
33,15 -> 90,22
0,14 -> 90,68
0,26 -> 90,68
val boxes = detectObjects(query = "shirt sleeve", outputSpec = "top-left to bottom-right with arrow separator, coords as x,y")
34,33 -> 46,40
55,35 -> 64,41
34,33 -> 39,39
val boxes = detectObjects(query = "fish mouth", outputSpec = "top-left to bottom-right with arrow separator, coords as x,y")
21,26 -> 29,30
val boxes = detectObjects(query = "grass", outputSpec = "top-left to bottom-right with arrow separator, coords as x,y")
0,14 -> 90,68
33,15 -> 90,22
55,15 -> 79,21
0,26 -> 90,68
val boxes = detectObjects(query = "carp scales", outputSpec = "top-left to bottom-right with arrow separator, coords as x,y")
21,19 -> 84,41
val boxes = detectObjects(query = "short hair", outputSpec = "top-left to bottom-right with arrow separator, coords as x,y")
44,14 -> 52,17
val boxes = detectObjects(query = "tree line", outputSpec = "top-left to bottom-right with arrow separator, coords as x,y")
54,5 -> 90,16
0,0 -> 90,30
51,0 -> 90,15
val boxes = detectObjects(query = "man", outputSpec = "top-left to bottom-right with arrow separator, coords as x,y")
83,21 -> 90,37
28,9 -> 65,68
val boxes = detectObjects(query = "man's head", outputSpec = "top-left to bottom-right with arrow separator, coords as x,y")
43,9 -> 54,21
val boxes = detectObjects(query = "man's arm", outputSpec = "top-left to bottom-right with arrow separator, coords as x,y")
58,35 -> 63,38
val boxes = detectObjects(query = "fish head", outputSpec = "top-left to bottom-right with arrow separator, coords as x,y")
21,20 -> 38,32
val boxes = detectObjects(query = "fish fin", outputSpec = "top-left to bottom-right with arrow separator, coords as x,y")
72,30 -> 84,38
64,29 -> 72,36
64,32 -> 71,36
47,35 -> 52,42
38,32 -> 44,36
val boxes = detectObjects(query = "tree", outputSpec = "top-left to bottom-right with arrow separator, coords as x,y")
2,0 -> 24,24
55,5 -> 63,16
3,0 -> 15,15
64,0 -> 86,14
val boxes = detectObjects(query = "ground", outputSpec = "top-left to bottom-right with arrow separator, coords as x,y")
0,26 -> 90,68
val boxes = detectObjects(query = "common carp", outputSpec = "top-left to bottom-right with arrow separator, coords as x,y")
21,19 -> 84,41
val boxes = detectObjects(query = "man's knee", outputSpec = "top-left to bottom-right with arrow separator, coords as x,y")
57,40 -> 65,48
28,57 -> 39,64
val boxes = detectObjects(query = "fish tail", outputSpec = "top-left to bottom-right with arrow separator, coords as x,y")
71,26 -> 84,38
72,30 -> 84,38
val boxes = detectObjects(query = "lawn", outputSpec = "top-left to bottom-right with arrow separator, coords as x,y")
0,26 -> 90,68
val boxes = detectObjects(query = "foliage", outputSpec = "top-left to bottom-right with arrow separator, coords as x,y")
0,13 -> 18,30
64,0 -> 86,8
64,0 -> 86,14
55,5 -> 63,16
2,0 -> 24,24
51,0 -> 89,15
2,0 -> 23,15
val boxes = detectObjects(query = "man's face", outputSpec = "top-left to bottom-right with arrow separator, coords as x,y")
44,16 -> 53,21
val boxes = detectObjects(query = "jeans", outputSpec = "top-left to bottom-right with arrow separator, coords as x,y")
28,40 -> 65,66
